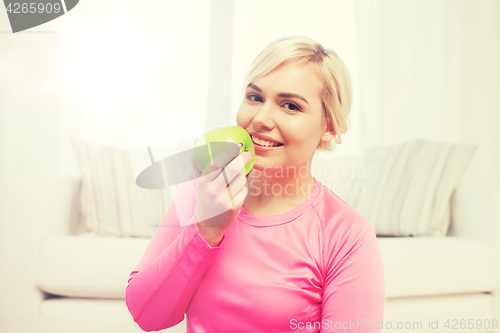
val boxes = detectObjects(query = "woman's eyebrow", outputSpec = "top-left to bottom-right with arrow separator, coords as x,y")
247,83 -> 310,106
277,93 -> 309,106
247,83 -> 262,93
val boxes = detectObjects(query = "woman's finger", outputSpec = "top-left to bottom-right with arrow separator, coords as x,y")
222,150 -> 253,181
226,173 -> 247,198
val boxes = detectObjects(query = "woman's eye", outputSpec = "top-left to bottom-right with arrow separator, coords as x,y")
282,102 -> 301,112
247,94 -> 263,103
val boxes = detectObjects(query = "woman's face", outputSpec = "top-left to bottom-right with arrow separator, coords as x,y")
236,61 -> 334,173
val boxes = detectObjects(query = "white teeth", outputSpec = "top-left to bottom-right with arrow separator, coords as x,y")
251,135 -> 282,147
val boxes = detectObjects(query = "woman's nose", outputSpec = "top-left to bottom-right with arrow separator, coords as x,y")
252,102 -> 275,129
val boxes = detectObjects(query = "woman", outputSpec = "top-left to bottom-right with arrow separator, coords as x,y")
126,36 -> 385,332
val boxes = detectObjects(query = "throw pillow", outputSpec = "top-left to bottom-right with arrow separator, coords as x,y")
71,137 -> 172,237
344,139 -> 476,236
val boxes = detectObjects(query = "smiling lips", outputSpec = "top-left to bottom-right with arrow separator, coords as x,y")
251,135 -> 283,148
249,132 -> 284,147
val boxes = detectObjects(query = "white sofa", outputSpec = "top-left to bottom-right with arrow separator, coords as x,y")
1,156 -> 500,333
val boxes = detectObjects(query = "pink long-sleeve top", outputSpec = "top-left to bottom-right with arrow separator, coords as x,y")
126,175 -> 385,332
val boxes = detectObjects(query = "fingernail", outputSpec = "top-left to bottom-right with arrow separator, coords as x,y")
238,143 -> 243,148
247,150 -> 253,157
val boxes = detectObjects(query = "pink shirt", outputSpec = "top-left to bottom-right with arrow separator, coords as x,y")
126,176 -> 385,332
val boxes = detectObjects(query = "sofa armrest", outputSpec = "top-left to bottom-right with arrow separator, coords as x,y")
4,175 -> 82,237
40,175 -> 82,237
449,185 -> 500,251
449,185 -> 500,332
0,175 -> 81,333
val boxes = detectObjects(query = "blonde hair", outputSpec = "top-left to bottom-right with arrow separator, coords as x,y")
243,36 -> 353,152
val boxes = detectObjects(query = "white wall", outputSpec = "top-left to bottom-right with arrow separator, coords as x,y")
2,0 -> 497,185
0,0 -> 211,177
0,0 -> 360,178
356,0 -> 500,187
0,7 -> 74,176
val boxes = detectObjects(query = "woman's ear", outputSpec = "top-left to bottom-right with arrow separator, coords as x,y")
320,129 -> 335,143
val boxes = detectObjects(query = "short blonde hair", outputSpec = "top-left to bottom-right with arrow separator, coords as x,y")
243,36 -> 353,152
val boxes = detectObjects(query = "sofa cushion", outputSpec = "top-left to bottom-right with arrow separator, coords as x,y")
345,140 -> 476,236
71,137 -> 172,238
36,235 -> 499,299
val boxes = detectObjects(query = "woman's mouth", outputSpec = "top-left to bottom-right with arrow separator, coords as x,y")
250,135 -> 284,147
251,135 -> 284,152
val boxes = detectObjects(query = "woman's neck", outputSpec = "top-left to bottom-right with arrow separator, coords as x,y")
243,162 -> 316,214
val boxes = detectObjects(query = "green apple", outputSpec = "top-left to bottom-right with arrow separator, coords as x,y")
194,126 -> 255,175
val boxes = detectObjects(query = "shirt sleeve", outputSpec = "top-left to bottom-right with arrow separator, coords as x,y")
320,212 -> 385,332
125,172 -> 226,332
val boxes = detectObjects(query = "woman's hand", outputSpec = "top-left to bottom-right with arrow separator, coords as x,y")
190,141 -> 253,246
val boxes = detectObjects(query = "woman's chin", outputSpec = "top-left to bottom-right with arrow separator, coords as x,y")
249,163 -> 283,174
